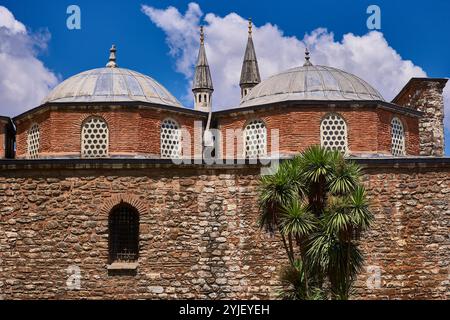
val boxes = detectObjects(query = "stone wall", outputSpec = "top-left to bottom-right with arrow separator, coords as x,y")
0,159 -> 448,299
393,78 -> 448,156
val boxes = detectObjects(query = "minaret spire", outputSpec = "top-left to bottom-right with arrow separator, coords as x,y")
192,26 -> 213,112
240,18 -> 261,99
106,44 -> 117,68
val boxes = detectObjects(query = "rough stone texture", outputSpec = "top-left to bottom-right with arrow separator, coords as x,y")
393,78 -> 448,156
216,105 -> 420,158
0,162 -> 448,300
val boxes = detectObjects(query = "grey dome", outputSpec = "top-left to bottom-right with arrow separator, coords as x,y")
43,67 -> 183,108
240,65 -> 384,108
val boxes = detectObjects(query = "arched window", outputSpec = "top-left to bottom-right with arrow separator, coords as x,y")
27,123 -> 40,159
161,118 -> 181,158
320,113 -> 348,153
244,119 -> 267,158
81,117 -> 109,158
109,203 -> 139,263
391,117 -> 406,156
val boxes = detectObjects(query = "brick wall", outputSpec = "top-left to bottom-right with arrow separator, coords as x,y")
14,107 -> 205,159
0,160 -> 448,299
216,105 -> 419,157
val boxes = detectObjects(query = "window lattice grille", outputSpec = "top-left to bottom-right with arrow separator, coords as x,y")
320,114 -> 348,153
27,123 -> 40,159
81,117 -> 109,158
244,119 -> 267,158
391,117 -> 405,156
161,118 -> 181,158
109,204 -> 139,263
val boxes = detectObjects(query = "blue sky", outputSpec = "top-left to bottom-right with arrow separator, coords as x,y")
1,0 -> 450,153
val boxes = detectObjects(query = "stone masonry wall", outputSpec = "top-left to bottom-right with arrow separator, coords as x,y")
0,162 -> 448,299
393,79 -> 447,156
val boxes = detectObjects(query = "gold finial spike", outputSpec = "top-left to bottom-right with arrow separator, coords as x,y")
248,18 -> 252,36
106,44 -> 117,68
303,47 -> 312,66
200,26 -> 204,44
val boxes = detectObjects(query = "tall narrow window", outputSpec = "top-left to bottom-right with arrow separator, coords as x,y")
81,117 -> 109,158
109,203 -> 139,263
320,113 -> 348,153
391,117 -> 405,156
244,119 -> 267,158
27,123 -> 40,159
161,118 -> 181,158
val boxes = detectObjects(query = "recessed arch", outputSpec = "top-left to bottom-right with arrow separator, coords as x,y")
160,117 -> 181,159
391,117 -> 406,156
320,113 -> 348,153
108,203 -> 139,263
27,123 -> 40,159
81,116 -> 109,158
243,118 -> 267,158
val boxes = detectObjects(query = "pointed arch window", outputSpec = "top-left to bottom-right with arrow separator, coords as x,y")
391,117 -> 406,156
81,117 -> 109,158
27,123 -> 40,159
320,113 -> 348,153
109,203 -> 139,263
244,119 -> 267,158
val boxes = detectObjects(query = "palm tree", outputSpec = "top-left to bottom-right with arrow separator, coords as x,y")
258,145 -> 373,300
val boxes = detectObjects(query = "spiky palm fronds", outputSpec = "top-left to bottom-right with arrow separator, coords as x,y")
258,145 -> 372,300
280,199 -> 318,238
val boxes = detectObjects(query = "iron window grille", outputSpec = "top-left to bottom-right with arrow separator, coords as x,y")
109,203 -> 139,263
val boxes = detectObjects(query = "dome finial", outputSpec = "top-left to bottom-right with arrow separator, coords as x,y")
200,26 -> 204,44
303,47 -> 312,66
106,44 -> 117,68
248,18 -> 252,36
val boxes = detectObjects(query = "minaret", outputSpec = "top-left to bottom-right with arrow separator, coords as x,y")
106,44 -> 117,68
239,18 -> 261,99
192,26 -> 213,112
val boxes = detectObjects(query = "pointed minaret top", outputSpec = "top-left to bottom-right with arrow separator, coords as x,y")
106,44 -> 117,68
192,26 -> 213,91
240,19 -> 261,89
200,26 -> 205,44
303,47 -> 312,66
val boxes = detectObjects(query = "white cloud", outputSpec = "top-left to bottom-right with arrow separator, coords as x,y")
142,2 -> 447,112
0,6 -> 58,117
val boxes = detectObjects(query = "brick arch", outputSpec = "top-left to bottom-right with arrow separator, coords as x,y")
100,194 -> 148,216
77,113 -> 113,131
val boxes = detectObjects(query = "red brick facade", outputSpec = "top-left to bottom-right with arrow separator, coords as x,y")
14,106 -> 206,159
13,103 -> 420,159
216,105 -> 420,158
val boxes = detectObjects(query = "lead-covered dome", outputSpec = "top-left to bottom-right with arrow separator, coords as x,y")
240,64 -> 384,108
43,67 -> 183,108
